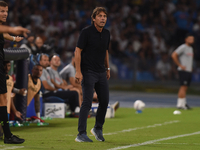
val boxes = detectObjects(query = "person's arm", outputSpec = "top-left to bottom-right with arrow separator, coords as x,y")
34,94 -> 40,117
75,47 -> 83,84
10,98 -> 23,120
42,80 -> 57,91
3,33 -> 23,42
12,88 -> 26,95
105,50 -> 110,80
62,79 -> 73,89
50,79 -> 65,89
69,77 -> 82,88
0,25 -> 29,37
171,52 -> 186,70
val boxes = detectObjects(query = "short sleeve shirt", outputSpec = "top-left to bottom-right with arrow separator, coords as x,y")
40,68 -> 55,93
47,67 -> 63,85
77,24 -> 110,72
59,63 -> 75,84
175,44 -> 193,72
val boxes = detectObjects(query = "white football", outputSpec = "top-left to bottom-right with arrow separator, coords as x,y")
133,100 -> 145,110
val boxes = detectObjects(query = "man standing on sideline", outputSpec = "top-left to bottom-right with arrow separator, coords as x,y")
0,1 -> 29,144
75,7 -> 110,142
171,34 -> 194,109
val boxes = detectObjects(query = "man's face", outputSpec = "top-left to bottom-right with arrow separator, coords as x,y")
93,11 -> 107,28
185,36 -> 194,45
4,62 -> 11,74
51,55 -> 61,68
35,37 -> 43,49
32,65 -> 43,78
27,36 -> 35,44
0,6 -> 8,23
40,55 -> 49,68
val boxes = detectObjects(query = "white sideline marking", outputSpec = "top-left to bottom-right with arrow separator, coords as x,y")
107,131 -> 200,150
0,145 -> 24,150
102,120 -> 179,136
65,120 -> 180,137
154,143 -> 200,145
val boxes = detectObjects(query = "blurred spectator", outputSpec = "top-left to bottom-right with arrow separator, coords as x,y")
152,32 -> 166,55
20,33 -> 37,55
156,53 -> 172,81
4,0 -> 200,81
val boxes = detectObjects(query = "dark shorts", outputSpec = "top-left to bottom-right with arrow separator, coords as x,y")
0,59 -> 7,94
178,71 -> 192,87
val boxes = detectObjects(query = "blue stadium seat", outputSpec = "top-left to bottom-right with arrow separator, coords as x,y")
136,71 -> 154,81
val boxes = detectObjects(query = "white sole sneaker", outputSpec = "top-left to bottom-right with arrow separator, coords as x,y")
90,128 -> 104,141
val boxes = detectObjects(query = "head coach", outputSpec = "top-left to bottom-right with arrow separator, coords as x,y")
74,7 -> 110,142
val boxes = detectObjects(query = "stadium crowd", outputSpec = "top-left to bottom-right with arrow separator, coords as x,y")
4,0 -> 200,81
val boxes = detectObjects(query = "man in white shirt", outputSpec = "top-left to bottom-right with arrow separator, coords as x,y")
171,34 -> 194,109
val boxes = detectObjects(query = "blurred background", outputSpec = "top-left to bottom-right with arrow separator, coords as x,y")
4,0 -> 200,94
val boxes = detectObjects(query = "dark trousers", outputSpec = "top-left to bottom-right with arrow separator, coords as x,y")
43,90 -> 79,112
78,70 -> 109,135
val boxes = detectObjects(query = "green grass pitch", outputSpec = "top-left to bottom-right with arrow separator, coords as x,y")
0,107 -> 200,150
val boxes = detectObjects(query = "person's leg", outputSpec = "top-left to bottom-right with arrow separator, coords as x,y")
178,85 -> 188,98
94,72 -> 109,130
0,93 -> 12,138
177,85 -> 188,108
177,71 -> 190,108
34,94 -> 40,118
78,70 -> 97,135
43,90 -> 79,112
70,87 -> 82,107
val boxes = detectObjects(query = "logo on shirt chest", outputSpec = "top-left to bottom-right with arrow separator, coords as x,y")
55,77 -> 61,83
7,82 -> 12,87
187,53 -> 193,57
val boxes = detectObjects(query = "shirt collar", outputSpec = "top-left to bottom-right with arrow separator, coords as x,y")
92,24 -> 104,33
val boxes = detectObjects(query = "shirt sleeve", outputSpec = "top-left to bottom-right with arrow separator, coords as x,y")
68,66 -> 75,77
40,70 -> 46,81
59,71 -> 66,80
77,29 -> 87,49
175,45 -> 185,55
47,68 -> 54,80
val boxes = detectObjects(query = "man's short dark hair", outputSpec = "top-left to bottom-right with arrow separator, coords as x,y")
0,1 -> 8,7
49,53 -> 59,61
33,64 -> 42,70
185,33 -> 194,39
39,53 -> 49,61
3,60 -> 10,66
91,7 -> 107,24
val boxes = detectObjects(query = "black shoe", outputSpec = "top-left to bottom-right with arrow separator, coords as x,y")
4,135 -> 25,144
91,128 -> 105,141
75,134 -> 93,142
185,104 -> 192,110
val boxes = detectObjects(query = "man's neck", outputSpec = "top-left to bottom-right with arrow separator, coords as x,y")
31,75 -> 38,82
185,43 -> 191,47
94,23 -> 103,32
51,65 -> 57,71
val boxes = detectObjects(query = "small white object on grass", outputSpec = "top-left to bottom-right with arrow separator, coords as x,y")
173,110 -> 181,115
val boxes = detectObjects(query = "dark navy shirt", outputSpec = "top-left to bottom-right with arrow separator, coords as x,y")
77,24 -> 110,73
